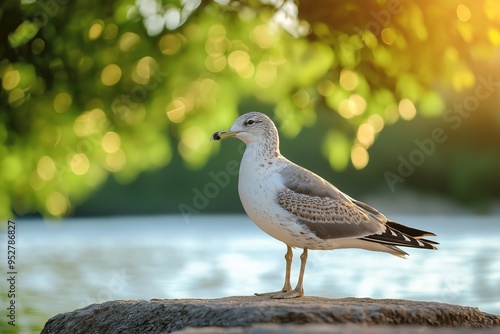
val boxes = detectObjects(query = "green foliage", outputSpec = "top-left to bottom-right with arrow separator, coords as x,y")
0,0 -> 499,218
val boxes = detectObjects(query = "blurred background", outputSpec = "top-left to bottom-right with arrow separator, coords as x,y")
1,0 -> 500,333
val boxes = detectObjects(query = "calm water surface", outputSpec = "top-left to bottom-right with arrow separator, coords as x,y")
5,214 -> 500,332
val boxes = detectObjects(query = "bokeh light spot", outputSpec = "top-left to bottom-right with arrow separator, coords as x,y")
105,149 -> 126,172
457,4 -> 472,22
181,126 -> 204,150
339,69 -> 358,91
37,156 -> 56,181
133,56 -> 158,83
357,123 -> 375,147
452,69 -> 475,91
46,191 -> 68,216
31,38 -> 45,54
159,34 -> 182,55
228,50 -> 250,71
351,145 -> 369,170
349,94 -> 367,115
54,92 -> 72,113
30,172 -> 45,191
8,88 -> 25,106
208,24 -> 226,39
103,24 -> 118,40
338,94 -> 366,119
381,28 -> 396,45
166,98 -> 186,123
2,70 -> 20,90
399,98 -> 417,120
488,28 -> 500,45
74,108 -> 107,136
101,132 -> 121,153
70,153 -> 90,176
89,20 -> 104,40
368,114 -> 385,133
251,24 -> 277,49
317,79 -> 335,96
101,64 -> 122,86
338,99 -> 356,119
205,54 -> 227,73
292,90 -> 310,108
119,32 -> 140,51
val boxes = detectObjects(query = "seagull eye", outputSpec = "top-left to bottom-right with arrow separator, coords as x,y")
245,119 -> 255,126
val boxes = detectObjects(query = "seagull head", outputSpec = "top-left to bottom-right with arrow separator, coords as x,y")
211,112 -> 279,147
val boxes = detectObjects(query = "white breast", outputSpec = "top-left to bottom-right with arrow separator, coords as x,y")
237,147 -> 305,246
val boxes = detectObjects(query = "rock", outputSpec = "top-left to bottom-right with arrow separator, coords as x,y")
41,296 -> 500,334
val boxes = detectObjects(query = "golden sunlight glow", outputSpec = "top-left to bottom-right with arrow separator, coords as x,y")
70,153 -> 90,176
46,191 -> 68,216
101,64 -> 122,86
339,69 -> 358,91
101,132 -> 121,153
37,156 -> 56,181
351,145 -> 369,170
399,98 -> 417,120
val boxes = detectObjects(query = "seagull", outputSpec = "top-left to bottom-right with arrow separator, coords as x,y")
211,112 -> 438,299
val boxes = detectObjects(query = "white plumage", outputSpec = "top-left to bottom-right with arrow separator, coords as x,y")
212,112 -> 437,298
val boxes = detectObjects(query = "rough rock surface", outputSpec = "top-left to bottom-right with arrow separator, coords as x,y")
41,296 -> 500,334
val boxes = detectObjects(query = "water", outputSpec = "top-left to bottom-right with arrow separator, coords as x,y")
3,214 -> 500,332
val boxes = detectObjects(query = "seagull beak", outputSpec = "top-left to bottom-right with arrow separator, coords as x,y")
211,129 -> 237,141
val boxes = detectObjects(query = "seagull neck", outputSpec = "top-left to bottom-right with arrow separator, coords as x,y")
243,140 -> 281,163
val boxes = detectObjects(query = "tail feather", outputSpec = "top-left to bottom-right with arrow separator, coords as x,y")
360,220 -> 438,251
386,221 -> 437,239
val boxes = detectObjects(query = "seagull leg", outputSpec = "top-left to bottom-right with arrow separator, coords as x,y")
255,245 -> 293,296
272,248 -> 308,299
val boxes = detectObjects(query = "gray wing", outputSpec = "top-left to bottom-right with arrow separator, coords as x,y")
278,164 -> 387,240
